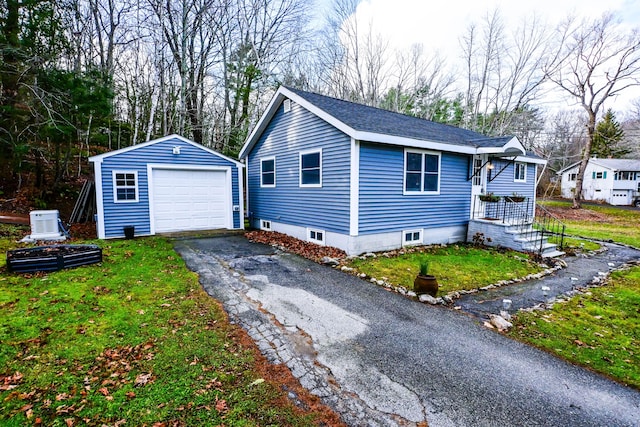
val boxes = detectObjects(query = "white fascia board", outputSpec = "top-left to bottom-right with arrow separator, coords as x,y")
240,86 -> 532,158
477,138 -> 525,156
556,160 -> 583,175
89,134 -> 244,168
513,155 -> 547,165
351,131 -> 477,154
239,90 -> 284,159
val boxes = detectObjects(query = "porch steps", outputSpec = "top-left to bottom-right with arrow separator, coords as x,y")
506,224 -> 565,258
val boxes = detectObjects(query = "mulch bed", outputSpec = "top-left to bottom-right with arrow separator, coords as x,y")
245,230 -> 346,263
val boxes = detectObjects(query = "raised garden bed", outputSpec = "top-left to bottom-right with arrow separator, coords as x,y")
6,244 -> 102,273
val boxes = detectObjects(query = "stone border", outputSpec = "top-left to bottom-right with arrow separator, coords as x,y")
325,243 -> 569,306
518,259 -> 640,314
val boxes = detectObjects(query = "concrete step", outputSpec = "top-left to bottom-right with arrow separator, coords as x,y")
541,250 -> 566,258
522,241 -> 557,252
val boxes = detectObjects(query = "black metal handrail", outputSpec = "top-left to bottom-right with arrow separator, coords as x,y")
472,195 -> 534,225
533,203 -> 566,251
472,195 -> 566,255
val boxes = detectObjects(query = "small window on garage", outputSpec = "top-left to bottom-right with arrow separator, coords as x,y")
307,228 -> 325,245
402,229 -> 423,246
113,171 -> 138,203
260,157 -> 275,187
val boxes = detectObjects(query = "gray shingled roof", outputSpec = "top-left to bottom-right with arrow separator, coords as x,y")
591,158 -> 640,171
286,87 -> 513,148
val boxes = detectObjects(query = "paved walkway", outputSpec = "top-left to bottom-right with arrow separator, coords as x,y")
175,236 -> 640,427
456,242 -> 640,320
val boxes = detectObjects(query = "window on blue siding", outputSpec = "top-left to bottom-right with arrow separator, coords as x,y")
300,150 -> 322,187
113,171 -> 138,203
402,229 -> 423,246
404,150 -> 440,193
514,162 -> 527,182
260,157 -> 275,187
307,228 -> 325,245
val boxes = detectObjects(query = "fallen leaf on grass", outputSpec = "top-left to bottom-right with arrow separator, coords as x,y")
215,398 -> 228,413
134,373 -> 153,387
1,371 -> 23,390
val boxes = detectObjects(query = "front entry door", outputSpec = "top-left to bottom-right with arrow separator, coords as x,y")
471,155 -> 487,218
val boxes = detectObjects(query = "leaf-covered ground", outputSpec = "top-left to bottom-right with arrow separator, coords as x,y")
245,231 -> 346,262
0,234 -> 344,426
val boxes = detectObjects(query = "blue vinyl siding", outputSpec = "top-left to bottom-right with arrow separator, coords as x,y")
247,102 -> 351,234
100,137 -> 241,238
486,159 -> 537,216
487,160 -> 536,201
358,142 -> 471,234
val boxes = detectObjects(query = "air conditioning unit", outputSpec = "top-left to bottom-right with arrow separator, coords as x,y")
24,210 -> 66,242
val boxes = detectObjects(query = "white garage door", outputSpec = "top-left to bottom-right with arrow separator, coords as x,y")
151,168 -> 229,233
611,191 -> 630,206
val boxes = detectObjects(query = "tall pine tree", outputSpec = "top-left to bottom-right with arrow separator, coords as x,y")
592,109 -> 629,158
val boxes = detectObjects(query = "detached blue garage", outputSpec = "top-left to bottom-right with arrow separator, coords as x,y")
89,134 -> 244,239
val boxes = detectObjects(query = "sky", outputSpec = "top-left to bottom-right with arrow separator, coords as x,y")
314,0 -> 640,114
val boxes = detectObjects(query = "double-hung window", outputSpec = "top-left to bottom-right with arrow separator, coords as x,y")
113,171 -> 138,203
514,162 -> 527,182
260,157 -> 275,187
404,150 -> 440,194
300,149 -> 322,187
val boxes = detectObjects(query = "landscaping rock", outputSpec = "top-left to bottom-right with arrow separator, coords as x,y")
489,314 -> 512,331
419,294 -> 438,304
321,256 -> 340,266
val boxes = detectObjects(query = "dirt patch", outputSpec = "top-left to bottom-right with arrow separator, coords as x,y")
246,231 -> 346,262
541,206 -> 610,222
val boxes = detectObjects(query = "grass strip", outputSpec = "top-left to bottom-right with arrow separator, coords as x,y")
0,235 -> 339,426
347,245 -> 543,294
509,266 -> 640,389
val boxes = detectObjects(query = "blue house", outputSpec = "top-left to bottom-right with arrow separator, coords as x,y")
239,86 -> 549,256
90,134 -> 244,239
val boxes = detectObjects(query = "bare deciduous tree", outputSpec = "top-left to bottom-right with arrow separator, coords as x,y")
460,10 -> 550,135
545,13 -> 640,208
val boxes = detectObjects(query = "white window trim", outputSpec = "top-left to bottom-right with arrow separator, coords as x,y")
299,149 -> 323,188
283,99 -> 291,112
402,229 -> 423,246
307,228 -> 326,245
260,156 -> 276,188
112,170 -> 139,203
514,162 -> 527,183
260,219 -> 272,231
403,149 -> 441,195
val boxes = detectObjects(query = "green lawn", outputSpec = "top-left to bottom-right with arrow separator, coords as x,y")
540,200 -> 640,248
347,245 -> 543,295
0,231 -> 339,426
511,200 -> 640,389
509,266 -> 640,389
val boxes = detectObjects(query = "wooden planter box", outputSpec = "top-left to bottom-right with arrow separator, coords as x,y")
6,245 -> 102,273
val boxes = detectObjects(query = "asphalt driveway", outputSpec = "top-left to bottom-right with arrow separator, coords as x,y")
174,236 -> 640,427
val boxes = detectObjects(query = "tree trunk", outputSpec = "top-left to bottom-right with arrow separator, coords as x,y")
572,113 -> 597,209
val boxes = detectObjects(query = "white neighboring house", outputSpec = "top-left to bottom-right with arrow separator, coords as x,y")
559,158 -> 640,206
